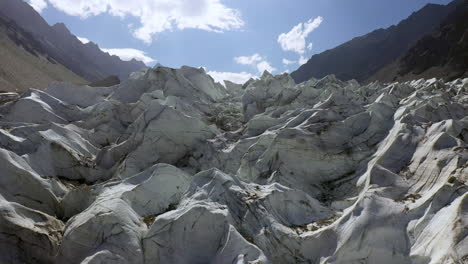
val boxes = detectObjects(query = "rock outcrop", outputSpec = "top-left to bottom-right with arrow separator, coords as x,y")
0,66 -> 466,263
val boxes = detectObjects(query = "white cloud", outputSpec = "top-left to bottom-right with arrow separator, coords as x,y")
234,53 -> 276,74
234,54 -> 262,65
256,61 -> 276,74
36,0 -> 244,44
77,36 -> 90,44
28,0 -> 47,12
282,58 -> 296,65
307,43 -> 313,51
208,71 -> 255,85
283,56 -> 308,66
278,16 -> 323,54
299,55 -> 308,65
101,48 -> 156,65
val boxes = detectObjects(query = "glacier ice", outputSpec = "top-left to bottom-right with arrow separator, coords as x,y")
0,67 -> 466,264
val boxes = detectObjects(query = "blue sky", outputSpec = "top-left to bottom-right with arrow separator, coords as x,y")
28,0 -> 452,83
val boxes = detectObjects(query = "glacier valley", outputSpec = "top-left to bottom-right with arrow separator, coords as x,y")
0,66 -> 467,264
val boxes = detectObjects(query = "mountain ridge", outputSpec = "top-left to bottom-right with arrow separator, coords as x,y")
0,12 -> 87,92
370,0 -> 468,82
0,0 -> 146,82
291,0 -> 462,83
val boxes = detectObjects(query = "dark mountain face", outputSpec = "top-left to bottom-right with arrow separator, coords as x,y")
0,13 -> 49,60
395,0 -> 468,81
89,75 -> 121,87
0,0 -> 146,82
0,12 -> 87,92
291,0 -> 461,84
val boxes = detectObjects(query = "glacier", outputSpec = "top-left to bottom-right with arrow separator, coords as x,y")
0,66 -> 466,264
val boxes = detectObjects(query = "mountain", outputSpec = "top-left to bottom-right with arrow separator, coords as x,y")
0,12 -> 87,92
371,0 -> 468,82
0,0 -> 146,82
89,75 -> 121,87
0,66 -> 466,263
291,0 -> 463,83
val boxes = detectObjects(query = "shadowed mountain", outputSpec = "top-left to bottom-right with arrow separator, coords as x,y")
371,0 -> 468,82
291,0 -> 463,83
0,13 -> 87,92
89,75 -> 121,87
0,0 -> 146,82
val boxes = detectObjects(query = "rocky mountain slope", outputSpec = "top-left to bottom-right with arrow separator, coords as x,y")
371,0 -> 468,83
0,0 -> 146,82
0,13 -> 87,92
0,66 -> 466,263
291,0 -> 463,84
88,75 -> 121,87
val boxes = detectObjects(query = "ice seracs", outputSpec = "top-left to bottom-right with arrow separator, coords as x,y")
0,65 -> 466,263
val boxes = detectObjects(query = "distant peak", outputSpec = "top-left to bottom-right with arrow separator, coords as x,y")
52,22 -> 70,34
423,3 -> 441,7
416,2 -> 445,12
84,41 -> 100,49
261,70 -> 273,79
